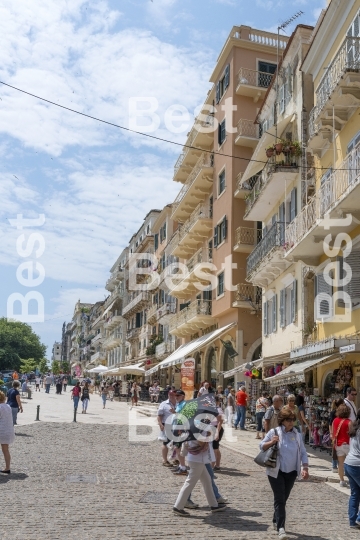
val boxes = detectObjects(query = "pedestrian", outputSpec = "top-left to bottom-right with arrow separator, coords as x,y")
0,391 -> 15,474
101,385 -> 108,409
45,374 -> 52,393
21,379 -> 31,399
198,381 -> 209,396
172,434 -> 227,517
71,382 -> 81,411
255,392 -> 269,439
260,407 -> 309,539
172,390 -> 190,475
224,385 -> 232,398
213,395 -> 224,470
234,385 -> 248,431
55,378 -> 62,395
63,377 -> 68,392
264,395 -> 284,433
344,408 -> 360,528
35,375 -> 41,392
333,403 -> 351,487
81,382 -> 90,414
344,387 -> 357,422
153,382 -> 160,403
225,388 -> 235,426
284,395 -> 300,432
295,394 -> 310,442
157,390 -> 177,467
6,381 -> 23,425
329,398 -> 344,473
130,382 -> 139,408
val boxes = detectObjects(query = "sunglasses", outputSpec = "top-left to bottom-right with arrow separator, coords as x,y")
284,418 -> 295,422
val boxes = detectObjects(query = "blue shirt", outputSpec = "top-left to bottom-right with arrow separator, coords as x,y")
7,388 -> 19,408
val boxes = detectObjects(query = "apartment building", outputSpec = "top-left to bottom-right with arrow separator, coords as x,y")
69,301 -> 94,371
61,322 -> 72,363
147,26 -> 287,388
263,0 -> 360,401
52,341 -> 62,362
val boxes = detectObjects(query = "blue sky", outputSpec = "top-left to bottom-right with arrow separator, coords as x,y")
0,0 -> 326,356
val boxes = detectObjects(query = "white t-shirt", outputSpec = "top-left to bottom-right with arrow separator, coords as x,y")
345,398 -> 357,422
35,377 -> 40,384
198,387 -> 209,396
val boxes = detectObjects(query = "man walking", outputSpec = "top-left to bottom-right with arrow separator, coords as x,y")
234,386 -> 248,430
264,395 -> 284,433
157,390 -> 177,467
344,386 -> 357,422
45,374 -> 52,394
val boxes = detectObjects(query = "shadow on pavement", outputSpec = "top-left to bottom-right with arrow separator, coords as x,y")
15,433 -> 33,437
0,472 -> 28,484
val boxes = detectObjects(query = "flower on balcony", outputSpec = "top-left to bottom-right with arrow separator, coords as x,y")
265,140 -> 302,159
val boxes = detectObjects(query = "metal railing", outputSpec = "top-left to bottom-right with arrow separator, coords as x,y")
237,67 -> 274,89
235,226 -> 256,246
237,118 -> 259,139
173,129 -> 197,177
168,300 -> 212,333
172,152 -> 214,215
247,221 -> 285,278
309,36 -> 360,140
284,140 -> 360,251
126,328 -> 141,340
166,202 -> 211,254
122,291 -> 150,317
235,283 -> 262,305
155,340 -> 176,358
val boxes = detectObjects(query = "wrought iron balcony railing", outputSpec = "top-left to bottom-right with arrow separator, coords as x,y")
247,221 -> 285,277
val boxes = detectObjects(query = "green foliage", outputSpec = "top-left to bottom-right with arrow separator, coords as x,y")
20,358 -> 37,373
0,318 -> 46,372
51,360 -> 60,375
146,334 -> 163,356
61,361 -> 70,373
38,358 -> 49,374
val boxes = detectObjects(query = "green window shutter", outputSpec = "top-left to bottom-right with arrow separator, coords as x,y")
280,289 -> 285,328
222,216 -> 227,240
290,188 -> 297,222
291,280 -> 297,323
224,64 -> 230,89
272,294 -> 277,332
154,233 -> 159,251
214,226 -> 218,247
216,82 -> 220,104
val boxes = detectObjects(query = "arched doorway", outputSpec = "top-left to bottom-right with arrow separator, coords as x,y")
223,349 -> 235,387
194,352 -> 201,388
205,347 -> 218,387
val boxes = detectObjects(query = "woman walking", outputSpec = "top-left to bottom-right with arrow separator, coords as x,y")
255,392 -> 269,439
71,381 -> 81,411
81,382 -> 90,413
333,403 -> 351,487
212,395 -> 224,470
329,398 -> 344,473
101,385 -> 108,409
130,382 -> 139,408
284,395 -> 300,432
6,381 -> 23,425
344,409 -> 360,528
0,391 -> 15,474
260,408 -> 309,539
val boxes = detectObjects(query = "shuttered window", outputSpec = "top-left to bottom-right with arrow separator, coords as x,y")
280,280 -> 297,326
290,188 -> 297,222
218,119 -> 226,145
214,216 -> 227,247
216,64 -> 230,104
342,250 -> 360,308
315,272 -> 333,319
263,301 -> 268,336
291,279 -> 297,323
280,289 -> 285,328
272,294 -> 277,333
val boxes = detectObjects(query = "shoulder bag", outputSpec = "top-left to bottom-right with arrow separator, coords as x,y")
332,419 -> 345,461
254,428 -> 279,468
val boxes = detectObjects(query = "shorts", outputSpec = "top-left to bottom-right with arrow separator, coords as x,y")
336,444 -> 350,457
212,427 -> 224,450
36,384 -> 40,388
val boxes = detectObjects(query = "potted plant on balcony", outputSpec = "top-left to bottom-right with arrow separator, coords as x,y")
266,145 -> 275,158
275,139 -> 285,154
289,140 -> 302,156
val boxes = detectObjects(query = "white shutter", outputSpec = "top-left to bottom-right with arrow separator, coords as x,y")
280,289 -> 285,328
344,250 -> 360,307
272,294 -> 277,333
291,280 -> 297,323
315,273 -> 333,319
263,302 -> 268,336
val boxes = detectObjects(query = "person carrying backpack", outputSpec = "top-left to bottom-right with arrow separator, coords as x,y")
81,382 -> 90,414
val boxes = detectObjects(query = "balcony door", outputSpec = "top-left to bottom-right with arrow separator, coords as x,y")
347,13 -> 360,68
258,61 -> 276,88
347,131 -> 360,185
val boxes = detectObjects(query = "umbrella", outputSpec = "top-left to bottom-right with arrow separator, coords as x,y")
112,363 -> 145,376
88,365 -> 108,373
170,394 -> 219,442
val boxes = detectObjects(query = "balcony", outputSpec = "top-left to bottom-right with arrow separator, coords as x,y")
233,227 -> 260,253
308,36 -> 360,155
171,153 -> 214,222
246,221 -> 290,286
236,67 -> 274,102
232,283 -> 262,310
244,157 -> 300,221
126,327 -> 141,341
105,268 -> 124,292
147,302 -> 177,325
168,247 -> 213,298
104,313 -> 122,331
122,291 -> 150,319
284,140 -> 360,263
90,351 -> 106,363
167,202 -> 212,258
235,119 -> 260,148
91,332 -> 103,344
155,340 -> 176,359
103,330 -> 123,349
192,114 -> 215,149
169,300 -> 216,337
173,129 -> 202,183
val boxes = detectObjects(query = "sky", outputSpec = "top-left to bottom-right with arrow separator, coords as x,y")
0,0 -> 327,357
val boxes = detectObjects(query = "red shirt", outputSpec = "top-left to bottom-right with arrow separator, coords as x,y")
236,390 -> 248,406
72,386 -> 81,397
333,417 -> 351,446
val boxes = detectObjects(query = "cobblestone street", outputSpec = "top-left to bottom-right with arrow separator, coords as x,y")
1,404 -> 358,540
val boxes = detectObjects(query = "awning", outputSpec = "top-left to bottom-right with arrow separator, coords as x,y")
109,363 -> 145,376
241,114 -> 294,184
222,358 -> 263,379
102,300 -> 116,317
264,355 -> 340,386
146,323 -> 236,376
71,362 -> 79,368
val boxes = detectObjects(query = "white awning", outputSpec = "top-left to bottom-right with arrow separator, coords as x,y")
264,355 -> 340,386
103,300 -> 116,317
107,363 -> 145,376
146,323 -> 236,376
241,114 -> 294,184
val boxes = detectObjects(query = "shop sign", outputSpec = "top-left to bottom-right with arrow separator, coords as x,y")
339,344 -> 360,353
181,357 -> 195,400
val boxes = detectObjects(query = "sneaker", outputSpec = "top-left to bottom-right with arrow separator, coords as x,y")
278,529 -> 289,540
332,468 -> 338,473
162,461 -> 173,467
173,507 -> 190,517
216,497 -> 228,504
184,500 -> 199,509
211,503 -> 226,513
213,466 -> 221,471
340,480 -> 347,487
172,459 -> 180,466
173,468 -> 188,475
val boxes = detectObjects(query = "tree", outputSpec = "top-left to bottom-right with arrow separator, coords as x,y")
38,358 -> 49,374
0,318 -> 46,372
20,358 -> 37,373
52,360 -> 60,375
61,361 -> 70,374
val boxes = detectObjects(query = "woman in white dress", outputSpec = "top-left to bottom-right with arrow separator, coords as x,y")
0,391 -> 15,474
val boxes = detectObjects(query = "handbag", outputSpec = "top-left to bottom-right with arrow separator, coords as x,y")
332,419 -> 345,461
254,428 -> 279,468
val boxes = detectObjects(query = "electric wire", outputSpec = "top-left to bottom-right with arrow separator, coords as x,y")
0,79 -> 359,172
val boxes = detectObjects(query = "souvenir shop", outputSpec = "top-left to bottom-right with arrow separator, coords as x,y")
263,354 -> 354,447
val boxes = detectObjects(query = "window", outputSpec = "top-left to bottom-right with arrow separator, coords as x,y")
215,64 -> 230,103
280,281 -> 297,327
217,272 -> 224,296
209,196 -> 213,218
218,119 -> 226,146
158,324 -> 164,336
143,339 -> 146,350
154,233 -> 159,251
315,273 -> 332,319
263,295 -> 277,335
258,61 -> 276,87
159,222 -> 167,243
214,216 -> 227,247
208,239 -> 213,261
152,326 -> 157,335
338,250 -> 360,308
147,224 -> 150,234
218,170 -> 226,194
